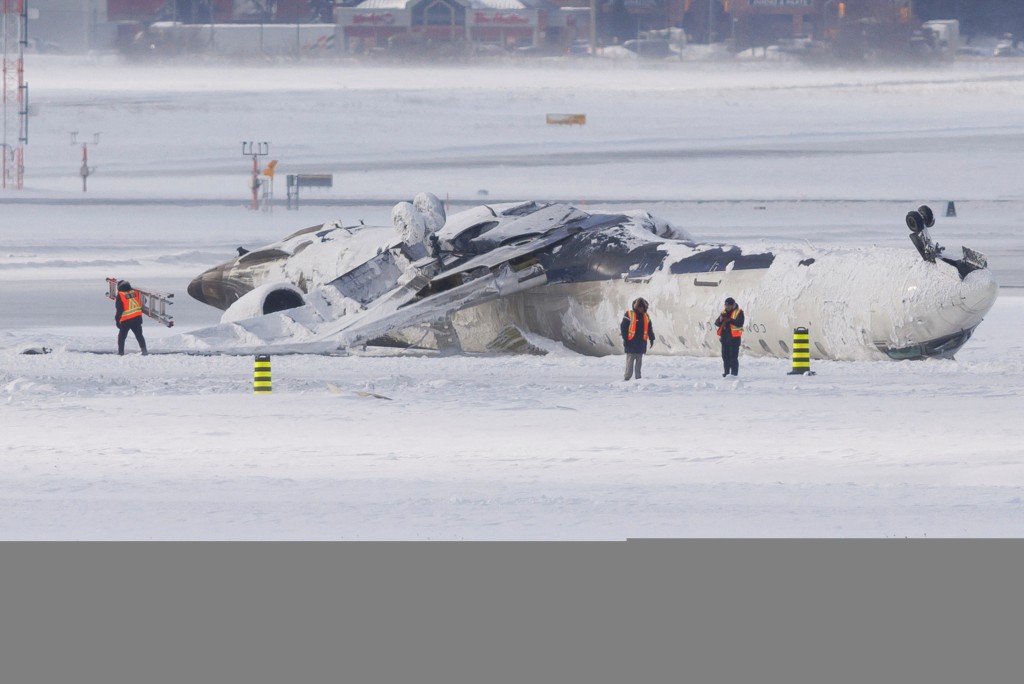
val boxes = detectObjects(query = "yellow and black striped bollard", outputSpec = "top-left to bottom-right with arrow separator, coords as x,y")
787,327 -> 814,376
253,354 -> 272,393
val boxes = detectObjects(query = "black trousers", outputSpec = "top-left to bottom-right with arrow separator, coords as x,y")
117,317 -> 147,355
720,338 -> 740,376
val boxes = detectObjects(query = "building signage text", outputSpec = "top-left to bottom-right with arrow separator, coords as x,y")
338,9 -> 413,28
353,12 -> 395,25
471,11 -> 536,28
749,0 -> 812,7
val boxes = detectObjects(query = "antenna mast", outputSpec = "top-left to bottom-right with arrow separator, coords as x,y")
2,0 -> 27,189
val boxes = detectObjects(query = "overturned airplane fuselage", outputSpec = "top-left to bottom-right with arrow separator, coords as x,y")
181,195 -> 997,360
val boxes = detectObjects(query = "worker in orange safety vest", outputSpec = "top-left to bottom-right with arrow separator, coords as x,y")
115,280 -> 148,356
715,296 -> 744,377
620,297 -> 656,381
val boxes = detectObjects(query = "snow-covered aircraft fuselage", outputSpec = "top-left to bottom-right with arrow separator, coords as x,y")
178,194 -> 997,361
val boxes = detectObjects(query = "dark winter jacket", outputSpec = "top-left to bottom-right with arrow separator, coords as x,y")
620,310 -> 655,354
715,307 -> 745,343
115,282 -> 143,325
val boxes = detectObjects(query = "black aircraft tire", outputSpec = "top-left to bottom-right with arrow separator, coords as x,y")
917,205 -> 935,228
906,211 -> 925,233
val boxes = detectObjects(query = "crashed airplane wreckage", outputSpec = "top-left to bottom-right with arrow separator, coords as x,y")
173,193 -> 997,361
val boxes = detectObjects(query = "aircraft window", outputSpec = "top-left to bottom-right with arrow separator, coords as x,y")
883,329 -> 974,360
759,340 -> 771,353
815,342 -> 827,356
926,330 -> 972,354
778,340 -> 790,354
677,336 -> 687,346
883,344 -> 923,360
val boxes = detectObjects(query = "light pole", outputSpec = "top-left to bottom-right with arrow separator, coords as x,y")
589,0 -> 597,53
707,0 -> 714,44
242,141 -> 269,210
1,143 -> 10,189
71,131 -> 99,192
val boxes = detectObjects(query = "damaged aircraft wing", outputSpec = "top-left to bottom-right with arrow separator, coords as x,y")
172,193 -> 998,361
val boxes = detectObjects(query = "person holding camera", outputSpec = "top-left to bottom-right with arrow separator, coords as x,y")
620,297 -> 655,381
715,297 -> 744,377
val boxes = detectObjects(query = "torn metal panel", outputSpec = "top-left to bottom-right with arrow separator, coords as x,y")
175,195 -> 998,361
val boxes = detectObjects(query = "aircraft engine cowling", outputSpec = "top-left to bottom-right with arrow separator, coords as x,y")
413,191 -> 446,233
220,282 -> 305,324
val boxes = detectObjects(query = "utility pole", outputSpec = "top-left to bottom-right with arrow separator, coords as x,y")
589,0 -> 596,54
71,131 -> 99,192
2,0 -> 28,189
242,141 -> 269,210
707,0 -> 715,44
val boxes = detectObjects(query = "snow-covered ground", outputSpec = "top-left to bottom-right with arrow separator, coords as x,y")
2,56 -> 1023,538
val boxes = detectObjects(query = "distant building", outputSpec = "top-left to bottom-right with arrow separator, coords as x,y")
546,1 -> 917,51
107,2 -> 339,24
28,0 -> 115,53
41,0 -> 927,56
732,1 -> 913,41
335,0 -> 589,54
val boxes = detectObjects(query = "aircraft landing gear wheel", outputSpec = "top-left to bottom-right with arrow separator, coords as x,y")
917,205 -> 935,228
906,211 -> 926,233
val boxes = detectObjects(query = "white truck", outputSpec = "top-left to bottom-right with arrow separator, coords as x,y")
922,20 -> 960,59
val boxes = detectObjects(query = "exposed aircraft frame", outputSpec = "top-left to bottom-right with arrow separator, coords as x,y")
176,194 -> 998,361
